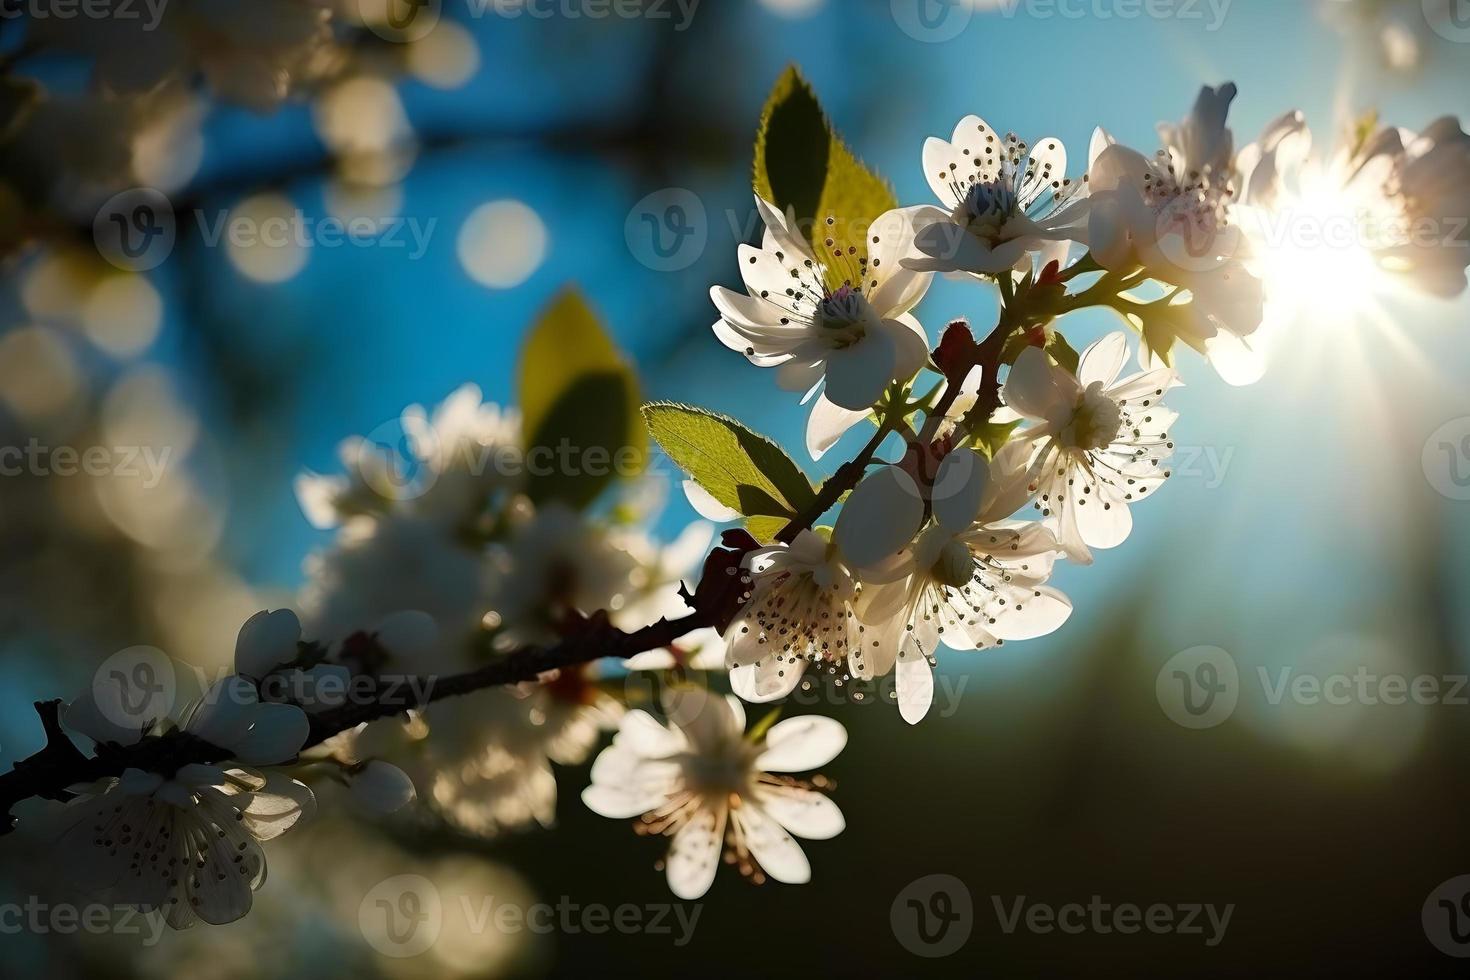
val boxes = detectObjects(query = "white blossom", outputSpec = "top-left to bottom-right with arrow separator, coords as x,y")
724,529 -> 865,704
583,688 -> 845,899
1003,333 -> 1179,564
904,116 -> 1087,277
1084,84 -> 1267,383
1239,113 -> 1470,298
295,383 -> 522,531
57,671 -> 315,927
31,0 -> 337,111
842,455 -> 1071,723
711,197 -> 933,424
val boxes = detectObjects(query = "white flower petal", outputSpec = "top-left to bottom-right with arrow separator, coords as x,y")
349,761 -> 417,814
757,785 -> 845,840
756,714 -> 847,772
231,702 -> 310,765
242,773 -> 315,840
736,802 -> 810,885
234,609 -> 302,680
834,465 -> 924,571
932,449 -> 989,533
666,804 -> 725,900
1078,332 -> 1130,389
896,644 -> 934,725
679,479 -> 741,522
730,657 -> 806,704
186,676 -> 260,749
822,330 -> 897,411
805,395 -> 869,462
1004,347 -> 1069,420
663,686 -> 740,754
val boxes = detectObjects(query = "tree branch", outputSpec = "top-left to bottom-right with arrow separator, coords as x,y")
777,420 -> 894,544
0,594 -> 741,836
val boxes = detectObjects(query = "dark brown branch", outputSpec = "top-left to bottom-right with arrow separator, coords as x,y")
777,421 -> 894,545
0,594 -> 741,837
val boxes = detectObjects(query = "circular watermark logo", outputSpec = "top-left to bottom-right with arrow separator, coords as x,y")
360,874 -> 443,958
625,188 -> 708,272
359,0 -> 442,42
1423,875 -> 1470,957
891,873 -> 973,958
1156,646 -> 1239,730
890,0 -> 974,43
1153,199 -> 1242,275
1422,417 -> 1470,501
92,646 -> 177,732
356,416 -> 440,502
93,188 -> 176,272
1425,0 -> 1470,44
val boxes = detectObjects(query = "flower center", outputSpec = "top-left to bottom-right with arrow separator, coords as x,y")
951,179 -> 1018,243
1061,382 -> 1122,452
930,538 -> 975,590
813,284 -> 878,345
682,743 -> 755,798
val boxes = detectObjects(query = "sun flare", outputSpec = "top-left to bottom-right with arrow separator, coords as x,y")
1242,171 -> 1392,324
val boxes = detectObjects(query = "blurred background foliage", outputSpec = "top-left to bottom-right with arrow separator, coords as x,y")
2,0 -> 1470,975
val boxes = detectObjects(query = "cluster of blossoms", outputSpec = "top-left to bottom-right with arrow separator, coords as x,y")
0,0 -> 443,255
9,74 -> 1469,925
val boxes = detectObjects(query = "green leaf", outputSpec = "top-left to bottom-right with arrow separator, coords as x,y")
743,515 -> 792,544
753,66 -> 898,287
518,289 -> 645,510
1048,332 -> 1081,376
642,402 -> 816,538
970,418 -> 1022,460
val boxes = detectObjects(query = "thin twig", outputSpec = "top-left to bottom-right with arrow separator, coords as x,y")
776,419 -> 895,544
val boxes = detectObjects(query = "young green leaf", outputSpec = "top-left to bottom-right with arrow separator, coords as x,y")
753,66 -> 898,286
518,289 -> 645,510
1048,332 -> 1081,376
642,402 -> 816,541
970,418 -> 1023,460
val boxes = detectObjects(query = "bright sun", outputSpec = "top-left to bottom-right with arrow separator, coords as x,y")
1244,172 -> 1389,323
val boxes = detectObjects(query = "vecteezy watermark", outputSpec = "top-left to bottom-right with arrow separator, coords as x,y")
349,411 -> 649,503
93,646 -> 178,731
1424,875 -> 1470,958
1424,0 -> 1470,45
93,188 -> 437,272
194,209 -> 437,261
0,440 -> 173,488
1156,646 -> 1470,730
893,0 -> 1234,41
796,671 -> 970,717
360,0 -> 443,42
990,895 -> 1233,946
93,188 -> 176,272
0,0 -> 169,28
891,874 -> 974,957
999,0 -> 1232,29
626,198 -> 923,274
88,645 -> 435,731
486,0 -> 700,30
1156,646 -> 1240,730
1422,417 -> 1470,501
1169,444 -> 1235,490
358,875 -> 701,958
1156,203 -> 1470,276
361,0 -> 699,41
0,898 -> 167,946
625,188 -> 708,272
890,0 -> 974,43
